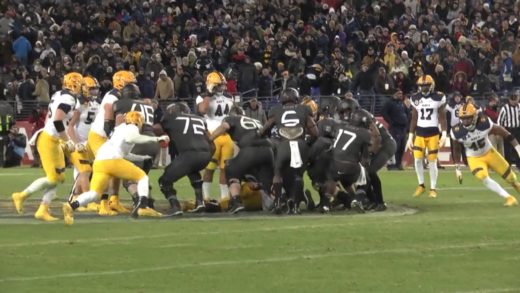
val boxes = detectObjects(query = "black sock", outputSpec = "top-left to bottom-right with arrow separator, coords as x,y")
273,182 -> 283,199
138,196 -> 149,208
370,172 -> 384,204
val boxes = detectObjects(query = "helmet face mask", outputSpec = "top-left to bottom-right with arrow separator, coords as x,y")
206,71 -> 227,94
417,75 -> 434,95
459,103 -> 478,131
82,76 -> 100,100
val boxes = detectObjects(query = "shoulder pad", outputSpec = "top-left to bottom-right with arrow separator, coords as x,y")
109,89 -> 121,99
452,124 -> 468,139
430,92 -> 445,102
475,114 -> 492,131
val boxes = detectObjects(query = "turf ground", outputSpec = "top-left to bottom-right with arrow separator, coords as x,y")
0,167 -> 519,293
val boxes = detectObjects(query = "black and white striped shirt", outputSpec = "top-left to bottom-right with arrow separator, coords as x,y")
498,103 -> 520,128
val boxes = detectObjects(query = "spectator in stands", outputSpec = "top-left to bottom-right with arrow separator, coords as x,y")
243,97 -> 266,125
484,94 -> 504,156
11,32 -> 31,66
500,50 -> 514,91
137,69 -> 155,99
237,55 -> 258,97
433,64 -> 450,94
154,70 -> 175,100
471,68 -> 493,95
0,96 -> 14,167
382,90 -> 409,170
451,71 -> 470,97
257,68 -> 273,98
32,71 -> 49,103
3,125 -> 26,168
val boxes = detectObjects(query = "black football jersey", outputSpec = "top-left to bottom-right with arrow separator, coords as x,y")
331,121 -> 371,162
113,99 -> 155,134
160,112 -> 211,153
224,115 -> 270,148
375,120 -> 392,143
268,104 -> 312,139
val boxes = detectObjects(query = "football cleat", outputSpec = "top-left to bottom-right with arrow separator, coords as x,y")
188,200 -> 205,213
374,203 -> 387,212
12,192 -> 28,214
350,199 -> 365,213
165,197 -> 183,217
98,200 -> 118,216
137,207 -> 163,218
62,203 -> 74,225
77,202 -> 98,212
109,196 -> 130,214
428,189 -> 437,198
413,185 -> 426,197
504,195 -> 518,207
34,204 -> 59,222
227,197 -> 245,214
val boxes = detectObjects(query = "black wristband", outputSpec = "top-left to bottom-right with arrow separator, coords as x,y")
103,120 -> 115,136
53,120 -> 65,132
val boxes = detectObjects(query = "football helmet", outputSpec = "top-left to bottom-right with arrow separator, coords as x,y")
125,111 -> 144,129
458,102 -> 478,131
280,88 -> 299,104
206,71 -> 227,94
121,84 -> 141,100
417,74 -> 435,94
166,102 -> 191,115
337,97 -> 360,121
301,96 -> 318,116
63,72 -> 83,96
350,109 -> 373,129
81,76 -> 100,99
229,105 -> 245,116
113,70 -> 137,91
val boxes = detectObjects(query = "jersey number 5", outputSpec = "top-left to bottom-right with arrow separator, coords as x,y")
333,129 -> 357,151
177,117 -> 206,135
85,111 -> 95,124
281,110 -> 300,127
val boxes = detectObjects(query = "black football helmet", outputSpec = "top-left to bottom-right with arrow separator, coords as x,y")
280,88 -> 299,104
121,84 -> 141,100
337,97 -> 360,120
229,105 -> 245,116
350,109 -> 373,129
166,102 -> 191,115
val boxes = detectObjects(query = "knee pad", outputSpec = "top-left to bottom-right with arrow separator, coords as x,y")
122,180 -> 134,191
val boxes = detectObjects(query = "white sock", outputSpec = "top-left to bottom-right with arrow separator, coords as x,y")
77,191 -> 98,207
137,176 -> 149,197
202,182 -> 212,200
414,159 -> 425,185
483,177 -> 510,198
41,187 -> 56,205
220,184 -> 230,199
24,177 -> 53,196
429,159 -> 438,189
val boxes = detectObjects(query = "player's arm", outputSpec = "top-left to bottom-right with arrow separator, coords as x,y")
66,109 -> 81,144
306,115 -> 318,138
406,107 -> 418,151
103,102 -> 115,136
491,124 -> 520,151
438,104 -> 448,145
196,95 -> 211,115
259,116 -> 276,137
124,127 -> 169,145
368,120 -> 381,153
450,130 -> 464,184
209,122 -> 230,141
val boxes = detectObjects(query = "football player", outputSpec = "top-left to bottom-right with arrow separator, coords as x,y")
12,72 -> 83,221
196,71 -> 235,201
406,75 -> 447,198
63,111 -> 169,225
156,102 -> 213,216
260,88 -> 318,214
88,70 -> 136,215
321,109 -> 374,211
113,84 -> 158,206
451,101 -> 520,206
209,106 -> 274,214
66,76 -> 100,212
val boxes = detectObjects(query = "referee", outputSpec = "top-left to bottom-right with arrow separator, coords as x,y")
498,94 -> 520,168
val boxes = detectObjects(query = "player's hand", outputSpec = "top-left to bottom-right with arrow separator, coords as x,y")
65,140 -> 76,152
157,135 -> 170,143
405,133 -> 414,152
75,142 -> 87,153
438,131 -> 447,148
142,155 -> 153,160
455,165 -> 463,184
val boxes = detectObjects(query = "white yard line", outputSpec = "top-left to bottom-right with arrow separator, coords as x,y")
455,289 -> 520,293
1,213 -> 520,249
0,239 -> 519,283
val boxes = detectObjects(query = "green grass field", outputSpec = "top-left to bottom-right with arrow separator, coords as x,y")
1,167 -> 519,293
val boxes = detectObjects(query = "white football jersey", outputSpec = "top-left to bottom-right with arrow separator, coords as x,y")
91,89 -> 119,137
446,102 -> 463,127
196,93 -> 234,132
450,116 -> 493,157
96,123 -> 138,160
43,90 -> 80,137
410,92 -> 446,129
75,100 -> 99,143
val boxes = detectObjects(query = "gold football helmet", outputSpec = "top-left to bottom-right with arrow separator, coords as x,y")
417,74 -> 435,94
125,111 -> 144,129
113,70 -> 137,91
459,102 -> 478,131
82,76 -> 100,99
63,72 -> 84,95
206,71 -> 227,93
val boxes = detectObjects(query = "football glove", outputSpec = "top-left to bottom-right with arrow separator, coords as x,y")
75,142 -> 87,153
64,140 -> 76,152
156,135 -> 170,143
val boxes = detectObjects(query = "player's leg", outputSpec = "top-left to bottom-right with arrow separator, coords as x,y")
123,142 -> 159,208
224,150 -> 251,214
486,149 -> 520,206
69,150 -> 97,212
467,153 -> 514,206
158,154 -> 188,216
218,134 -> 234,199
425,135 -> 440,197
272,141 -> 290,213
202,136 -> 222,200
412,135 -> 426,197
